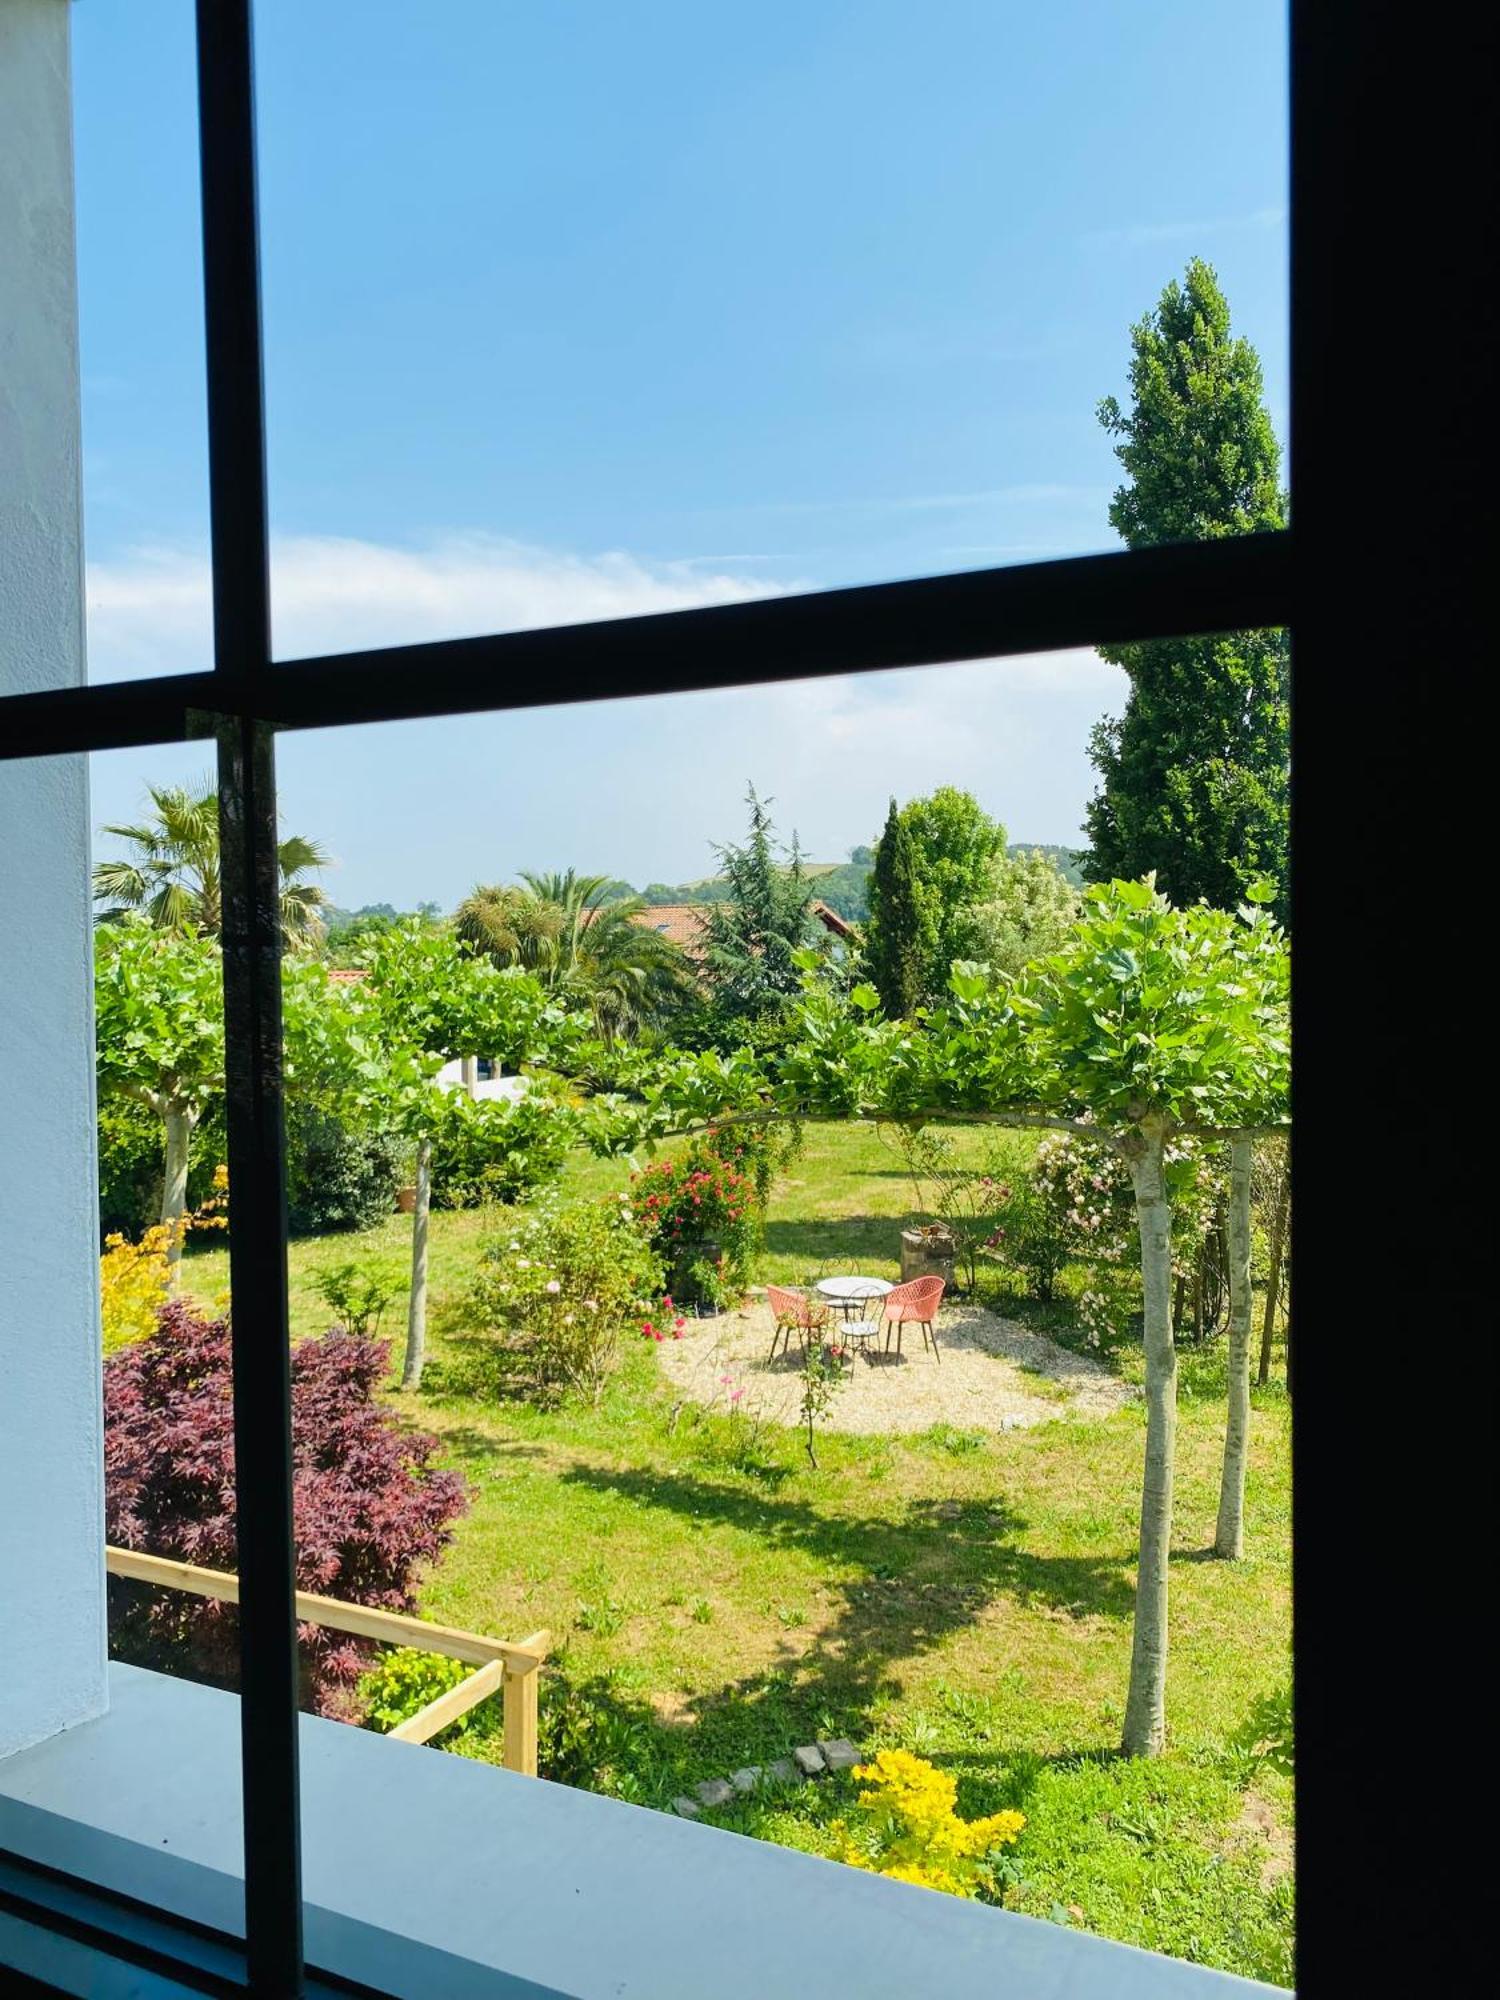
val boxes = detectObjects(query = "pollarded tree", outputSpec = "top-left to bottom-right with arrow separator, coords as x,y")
1085,261 -> 1289,918
864,798 -> 930,1019
352,925 -> 584,1389
94,927 -> 393,1273
94,923 -> 226,1270
776,878 -> 1289,1756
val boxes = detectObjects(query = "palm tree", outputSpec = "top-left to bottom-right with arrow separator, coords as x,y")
453,882 -> 564,974
458,870 -> 693,1039
93,781 -> 333,950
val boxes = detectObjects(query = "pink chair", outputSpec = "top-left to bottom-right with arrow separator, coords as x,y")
880,1275 -> 946,1363
766,1284 -> 831,1361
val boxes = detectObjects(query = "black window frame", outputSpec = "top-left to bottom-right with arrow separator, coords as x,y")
2,2 -> 1486,1995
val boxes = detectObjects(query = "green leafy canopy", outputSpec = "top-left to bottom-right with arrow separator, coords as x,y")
776,880 -> 1288,1142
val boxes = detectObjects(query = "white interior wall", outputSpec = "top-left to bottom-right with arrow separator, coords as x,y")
0,0 -> 108,1758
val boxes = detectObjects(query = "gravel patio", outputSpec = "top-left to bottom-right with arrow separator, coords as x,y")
655,1294 -> 1135,1435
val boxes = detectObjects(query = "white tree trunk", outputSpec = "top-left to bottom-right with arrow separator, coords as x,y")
160,1102 -> 195,1276
401,1136 -> 432,1390
1214,1136 -> 1255,1559
1122,1120 -> 1176,1759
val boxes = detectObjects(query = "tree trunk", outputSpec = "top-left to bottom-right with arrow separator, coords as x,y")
1257,1166 -> 1290,1387
160,1102 -> 195,1275
1122,1122 -> 1176,1759
1214,1137 -> 1255,1559
401,1137 -> 432,1390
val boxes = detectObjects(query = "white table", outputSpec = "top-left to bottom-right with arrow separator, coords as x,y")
815,1276 -> 893,1354
815,1275 -> 893,1313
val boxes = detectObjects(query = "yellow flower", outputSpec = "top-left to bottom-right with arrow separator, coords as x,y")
837,1750 -> 1023,1899
100,1225 -> 174,1352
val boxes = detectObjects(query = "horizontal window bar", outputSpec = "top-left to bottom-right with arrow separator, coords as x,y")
0,534 -> 1289,760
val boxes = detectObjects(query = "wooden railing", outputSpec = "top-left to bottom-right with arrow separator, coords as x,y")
105,1546 -> 550,1775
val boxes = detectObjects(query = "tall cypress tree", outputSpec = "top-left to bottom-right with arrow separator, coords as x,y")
865,797 -> 926,1018
1084,261 -> 1289,918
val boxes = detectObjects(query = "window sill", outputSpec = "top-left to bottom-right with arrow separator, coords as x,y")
1,1665 -> 1279,1998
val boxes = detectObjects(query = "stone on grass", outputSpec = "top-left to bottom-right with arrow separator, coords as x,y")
730,1766 -> 762,1794
673,1795 -> 702,1819
694,1777 -> 736,1809
765,1757 -> 798,1785
817,1738 -> 861,1773
793,1743 -> 827,1778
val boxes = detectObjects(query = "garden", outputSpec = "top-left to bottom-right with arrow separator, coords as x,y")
98,906 -> 1293,1986
88,261 -> 1294,1987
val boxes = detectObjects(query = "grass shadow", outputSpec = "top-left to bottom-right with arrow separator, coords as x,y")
557,1460 -> 1138,1774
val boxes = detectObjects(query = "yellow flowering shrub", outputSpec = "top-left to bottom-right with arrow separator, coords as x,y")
100,1224 -> 176,1353
100,1169 -> 230,1354
833,1748 -> 1025,1899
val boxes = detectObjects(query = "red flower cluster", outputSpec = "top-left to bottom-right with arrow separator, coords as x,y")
632,1143 -> 761,1309
104,1301 -> 469,1719
641,1295 -> 689,1341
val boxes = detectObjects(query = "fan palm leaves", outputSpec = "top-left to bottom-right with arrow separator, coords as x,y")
457,870 -> 693,1040
453,883 -> 564,973
93,781 -> 333,950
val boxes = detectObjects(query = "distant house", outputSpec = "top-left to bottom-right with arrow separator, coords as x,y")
626,899 -> 855,961
437,1056 -> 528,1104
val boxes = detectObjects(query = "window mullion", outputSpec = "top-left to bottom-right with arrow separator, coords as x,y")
195,2 -> 303,1992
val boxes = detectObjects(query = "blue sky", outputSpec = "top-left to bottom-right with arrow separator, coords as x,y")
75,0 -> 1288,907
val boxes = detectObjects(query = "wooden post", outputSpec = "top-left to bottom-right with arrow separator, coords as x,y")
502,1631 -> 548,1777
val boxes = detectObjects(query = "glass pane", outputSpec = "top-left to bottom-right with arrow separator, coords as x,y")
0,746 -> 244,1943
247,644 -> 1290,1988
72,1 -> 212,684
251,0 -> 1288,658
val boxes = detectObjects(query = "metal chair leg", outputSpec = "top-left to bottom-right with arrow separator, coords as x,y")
926,1320 -> 940,1364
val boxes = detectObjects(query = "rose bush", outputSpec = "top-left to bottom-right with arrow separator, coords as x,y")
631,1141 -> 759,1310
469,1195 -> 662,1403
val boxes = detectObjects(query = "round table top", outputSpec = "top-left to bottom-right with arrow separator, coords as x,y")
815,1274 -> 893,1302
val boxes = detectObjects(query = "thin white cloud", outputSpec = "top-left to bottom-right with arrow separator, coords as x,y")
84,532 -> 796,681
84,531 -> 1123,898
1084,204 -> 1287,249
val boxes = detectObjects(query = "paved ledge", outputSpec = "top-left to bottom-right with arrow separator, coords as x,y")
1,1664 -> 1282,1998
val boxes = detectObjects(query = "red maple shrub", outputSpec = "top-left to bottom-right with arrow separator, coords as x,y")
104,1300 -> 468,1719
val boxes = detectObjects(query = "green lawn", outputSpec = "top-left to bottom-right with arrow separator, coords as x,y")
180,1122 -> 1293,1987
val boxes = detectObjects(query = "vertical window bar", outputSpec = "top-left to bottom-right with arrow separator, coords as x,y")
194,3 -> 303,1992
